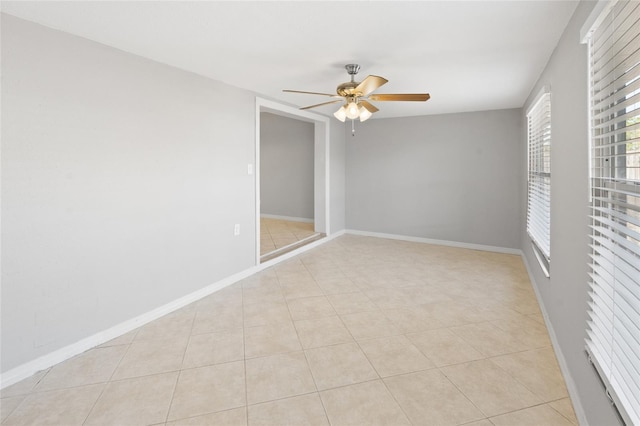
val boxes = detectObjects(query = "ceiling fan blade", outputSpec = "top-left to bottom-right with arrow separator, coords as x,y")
300,99 -> 343,110
354,75 -> 388,96
283,89 -> 341,98
359,100 -> 379,113
368,93 -> 431,102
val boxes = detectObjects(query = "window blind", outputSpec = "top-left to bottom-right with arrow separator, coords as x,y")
585,1 -> 640,425
527,91 -> 552,264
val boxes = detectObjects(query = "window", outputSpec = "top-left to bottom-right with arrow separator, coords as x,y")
526,90 -> 552,275
583,1 -> 640,424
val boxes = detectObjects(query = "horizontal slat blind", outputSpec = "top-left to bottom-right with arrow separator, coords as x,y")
586,1 -> 640,425
527,92 -> 552,261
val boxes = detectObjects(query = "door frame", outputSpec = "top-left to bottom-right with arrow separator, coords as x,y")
255,97 -> 331,265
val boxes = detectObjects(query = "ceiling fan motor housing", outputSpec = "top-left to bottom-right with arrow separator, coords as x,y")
337,82 -> 359,97
338,64 -> 362,96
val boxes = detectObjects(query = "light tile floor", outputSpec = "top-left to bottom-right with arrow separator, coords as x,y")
260,218 -> 317,256
0,235 -> 579,425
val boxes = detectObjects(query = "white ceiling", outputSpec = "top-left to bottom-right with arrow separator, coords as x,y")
1,1 -> 578,119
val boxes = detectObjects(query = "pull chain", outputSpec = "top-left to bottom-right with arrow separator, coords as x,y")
351,119 -> 355,136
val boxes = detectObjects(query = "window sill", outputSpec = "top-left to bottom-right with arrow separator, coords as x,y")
531,241 -> 550,278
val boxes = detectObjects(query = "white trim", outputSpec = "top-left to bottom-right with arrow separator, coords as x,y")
530,240 -> 551,278
525,85 -> 551,116
259,230 -> 345,269
521,254 -> 589,426
260,232 -> 324,261
256,98 -> 326,123
0,266 -> 255,388
324,124 -> 331,236
580,0 -> 616,44
260,214 -> 314,223
345,229 -> 521,255
581,0 -> 612,206
255,99 -> 262,265
0,231 -> 344,389
0,228 -> 576,411
255,97 -> 331,266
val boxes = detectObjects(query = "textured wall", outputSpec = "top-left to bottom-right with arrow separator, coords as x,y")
1,15 -> 256,372
260,112 -> 314,220
346,109 -> 522,249
521,1 -> 621,424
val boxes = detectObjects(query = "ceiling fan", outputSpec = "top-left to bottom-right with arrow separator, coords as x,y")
283,64 -> 430,122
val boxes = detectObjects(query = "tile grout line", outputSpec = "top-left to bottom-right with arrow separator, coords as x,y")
300,252 -> 414,424
485,400 -> 577,422
297,257 -> 343,426
240,277 -> 249,425
162,306 -> 198,424
260,218 -> 317,259
435,362 -> 492,421
546,397 -> 580,425
79,329 -> 139,425
334,258 -> 416,426
0,367 -> 53,423
4,235 -> 575,425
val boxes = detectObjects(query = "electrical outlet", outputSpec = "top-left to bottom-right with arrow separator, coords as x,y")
234,224 -> 240,236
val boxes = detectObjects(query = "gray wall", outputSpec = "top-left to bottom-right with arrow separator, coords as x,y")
346,110 -> 522,249
0,15 -> 257,373
521,1 -> 620,424
1,14 -> 346,374
260,112 -> 314,220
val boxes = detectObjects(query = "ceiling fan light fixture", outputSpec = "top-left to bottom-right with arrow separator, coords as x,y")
359,106 -> 373,122
345,101 -> 360,120
284,64 -> 430,124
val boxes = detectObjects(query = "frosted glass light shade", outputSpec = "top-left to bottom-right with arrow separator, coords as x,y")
359,106 -> 373,122
345,102 -> 360,119
333,106 -> 347,122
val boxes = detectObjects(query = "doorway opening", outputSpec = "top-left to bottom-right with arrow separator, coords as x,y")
255,98 -> 330,264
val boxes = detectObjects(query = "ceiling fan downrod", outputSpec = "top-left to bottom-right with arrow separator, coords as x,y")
345,64 -> 360,82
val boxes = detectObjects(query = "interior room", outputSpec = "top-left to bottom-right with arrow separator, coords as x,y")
1,1 -> 638,425
259,112 -> 322,261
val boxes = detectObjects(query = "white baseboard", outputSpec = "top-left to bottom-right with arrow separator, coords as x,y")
345,229 -> 522,255
0,266 -> 259,389
521,254 -> 588,426
0,230 -> 347,389
1,228 -> 549,396
260,214 -> 314,223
